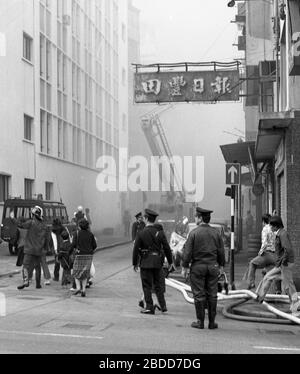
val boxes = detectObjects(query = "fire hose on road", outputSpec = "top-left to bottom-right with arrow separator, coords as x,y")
165,277 -> 300,325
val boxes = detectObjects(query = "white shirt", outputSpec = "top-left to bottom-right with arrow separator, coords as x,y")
51,232 -> 58,254
260,224 -> 275,252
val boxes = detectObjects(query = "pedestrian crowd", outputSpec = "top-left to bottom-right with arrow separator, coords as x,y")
3,202 -> 300,327
13,205 -> 97,298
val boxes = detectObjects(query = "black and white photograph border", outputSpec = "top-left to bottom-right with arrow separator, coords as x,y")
0,0 -> 299,362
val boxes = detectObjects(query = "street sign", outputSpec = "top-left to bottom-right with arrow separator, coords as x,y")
226,163 -> 241,185
134,70 -> 240,103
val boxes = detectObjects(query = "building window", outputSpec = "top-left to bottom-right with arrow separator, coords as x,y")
46,40 -> 51,80
47,83 -> 52,110
23,33 -> 33,62
40,35 -> 45,77
58,119 -> 63,157
24,179 -> 34,199
0,175 -> 10,202
40,110 -> 52,154
45,182 -> 53,200
47,113 -> 52,154
24,114 -> 33,141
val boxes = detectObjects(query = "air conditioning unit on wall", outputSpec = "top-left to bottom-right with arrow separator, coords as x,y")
259,60 -> 277,81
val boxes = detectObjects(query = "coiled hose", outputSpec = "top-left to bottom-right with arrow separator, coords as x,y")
166,277 -> 300,325
222,297 -> 294,325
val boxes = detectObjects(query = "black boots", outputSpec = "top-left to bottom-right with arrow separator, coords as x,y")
191,300 -> 218,329
191,301 -> 205,329
208,300 -> 218,329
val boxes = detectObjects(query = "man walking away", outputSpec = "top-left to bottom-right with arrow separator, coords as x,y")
132,212 -> 145,242
132,209 -> 173,314
256,215 -> 300,315
182,207 -> 225,329
58,230 -> 73,287
17,206 -> 48,290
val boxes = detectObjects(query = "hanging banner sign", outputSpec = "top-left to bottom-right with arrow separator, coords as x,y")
134,70 -> 240,103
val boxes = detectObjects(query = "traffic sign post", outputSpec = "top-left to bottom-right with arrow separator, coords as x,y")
230,185 -> 236,290
226,163 -> 240,291
226,163 -> 241,185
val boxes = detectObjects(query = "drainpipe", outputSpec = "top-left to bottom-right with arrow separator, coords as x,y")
275,0 -> 280,112
285,0 -> 290,111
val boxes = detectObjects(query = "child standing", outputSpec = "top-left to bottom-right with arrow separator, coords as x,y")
58,230 -> 72,288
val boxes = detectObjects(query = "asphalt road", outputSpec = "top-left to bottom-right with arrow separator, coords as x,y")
0,243 -> 300,354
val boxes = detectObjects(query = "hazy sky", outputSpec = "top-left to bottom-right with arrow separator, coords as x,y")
132,0 -> 243,63
131,0 -> 246,221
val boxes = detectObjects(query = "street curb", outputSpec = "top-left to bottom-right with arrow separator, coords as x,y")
0,240 -> 132,279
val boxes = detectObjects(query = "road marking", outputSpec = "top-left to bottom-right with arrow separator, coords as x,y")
0,329 -> 103,340
253,346 -> 300,352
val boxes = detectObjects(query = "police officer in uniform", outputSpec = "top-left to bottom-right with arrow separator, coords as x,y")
132,209 -> 173,314
131,212 -> 146,241
182,207 -> 225,329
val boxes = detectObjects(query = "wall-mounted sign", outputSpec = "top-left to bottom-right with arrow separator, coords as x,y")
134,70 -> 240,103
226,163 -> 241,185
288,1 -> 300,76
289,31 -> 300,76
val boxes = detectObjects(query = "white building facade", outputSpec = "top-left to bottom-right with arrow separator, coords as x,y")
0,0 -> 129,233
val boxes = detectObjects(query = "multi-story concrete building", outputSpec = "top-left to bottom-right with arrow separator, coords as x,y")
127,0 -> 162,220
221,0 -> 300,288
0,0 -> 129,233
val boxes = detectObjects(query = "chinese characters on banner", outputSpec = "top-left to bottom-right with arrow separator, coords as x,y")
134,70 -> 239,103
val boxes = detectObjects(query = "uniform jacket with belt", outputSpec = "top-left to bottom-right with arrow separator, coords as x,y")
132,225 -> 173,269
182,223 -> 225,268
275,228 -> 294,267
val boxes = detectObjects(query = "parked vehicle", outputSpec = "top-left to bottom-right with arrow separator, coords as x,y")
0,198 -> 76,255
169,222 -> 230,267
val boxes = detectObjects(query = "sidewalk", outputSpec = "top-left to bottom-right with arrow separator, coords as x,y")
0,234 -> 132,278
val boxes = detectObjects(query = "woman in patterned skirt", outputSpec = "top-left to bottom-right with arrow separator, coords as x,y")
71,218 -> 97,297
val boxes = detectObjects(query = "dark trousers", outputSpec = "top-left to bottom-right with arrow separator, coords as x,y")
61,269 -> 72,285
22,254 -> 41,286
9,243 -> 18,255
16,246 -> 24,267
190,264 -> 219,303
140,268 -> 166,310
54,256 -> 60,280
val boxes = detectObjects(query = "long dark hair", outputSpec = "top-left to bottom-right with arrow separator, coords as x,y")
262,214 -> 271,225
